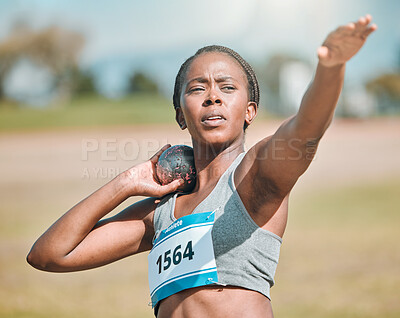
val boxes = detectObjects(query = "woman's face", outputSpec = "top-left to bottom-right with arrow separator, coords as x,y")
177,52 -> 257,149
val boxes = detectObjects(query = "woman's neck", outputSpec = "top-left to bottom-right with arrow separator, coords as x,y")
191,140 -> 244,192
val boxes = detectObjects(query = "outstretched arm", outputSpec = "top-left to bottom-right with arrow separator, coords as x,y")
27,145 -> 183,272
252,15 -> 377,195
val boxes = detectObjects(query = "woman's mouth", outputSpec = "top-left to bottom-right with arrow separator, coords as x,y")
201,114 -> 226,126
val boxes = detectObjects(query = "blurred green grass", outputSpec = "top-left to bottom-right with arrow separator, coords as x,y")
0,95 -> 175,132
0,94 -> 273,132
273,179 -> 400,318
1,177 -> 399,318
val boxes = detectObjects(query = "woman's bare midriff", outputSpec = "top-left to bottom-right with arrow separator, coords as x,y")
157,285 -> 274,318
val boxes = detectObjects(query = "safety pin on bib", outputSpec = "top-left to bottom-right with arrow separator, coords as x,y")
206,206 -> 220,220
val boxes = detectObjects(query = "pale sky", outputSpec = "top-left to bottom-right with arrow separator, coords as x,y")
1,0 -> 399,94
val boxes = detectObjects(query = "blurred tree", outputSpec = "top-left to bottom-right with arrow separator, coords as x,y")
69,67 -> 97,97
366,40 -> 400,114
366,73 -> 400,113
127,71 -> 159,94
0,23 -> 85,104
366,74 -> 400,100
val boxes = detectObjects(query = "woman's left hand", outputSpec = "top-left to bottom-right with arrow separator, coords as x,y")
318,14 -> 377,68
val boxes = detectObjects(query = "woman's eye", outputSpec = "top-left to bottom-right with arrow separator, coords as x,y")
189,87 -> 204,93
222,86 -> 235,91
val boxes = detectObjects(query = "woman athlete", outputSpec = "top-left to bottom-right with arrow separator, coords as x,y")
27,15 -> 376,317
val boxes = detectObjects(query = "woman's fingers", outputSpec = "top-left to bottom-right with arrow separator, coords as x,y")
329,14 -> 376,46
148,179 -> 185,197
364,14 -> 373,25
336,14 -> 374,37
161,179 -> 184,193
354,16 -> 368,31
362,23 -> 377,39
354,14 -> 376,37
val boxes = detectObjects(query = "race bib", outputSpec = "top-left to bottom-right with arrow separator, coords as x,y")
148,211 -> 218,307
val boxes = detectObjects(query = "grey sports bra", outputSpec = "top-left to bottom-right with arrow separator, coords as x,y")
153,152 -> 282,301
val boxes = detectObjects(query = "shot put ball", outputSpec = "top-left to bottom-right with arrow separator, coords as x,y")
156,145 -> 196,192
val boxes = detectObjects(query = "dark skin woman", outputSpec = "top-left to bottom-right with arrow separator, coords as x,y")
27,15 -> 376,318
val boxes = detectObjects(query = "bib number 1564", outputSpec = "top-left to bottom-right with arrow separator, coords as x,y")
156,240 -> 195,274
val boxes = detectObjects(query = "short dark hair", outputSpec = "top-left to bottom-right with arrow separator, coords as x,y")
172,45 -> 260,110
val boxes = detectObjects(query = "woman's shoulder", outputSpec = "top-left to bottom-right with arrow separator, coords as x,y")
235,135 -> 273,184
233,135 -> 285,213
233,137 -> 289,237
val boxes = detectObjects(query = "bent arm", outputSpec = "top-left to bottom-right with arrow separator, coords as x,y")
27,145 -> 183,272
27,173 -> 147,272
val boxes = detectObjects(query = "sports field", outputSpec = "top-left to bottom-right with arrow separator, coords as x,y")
0,111 -> 399,317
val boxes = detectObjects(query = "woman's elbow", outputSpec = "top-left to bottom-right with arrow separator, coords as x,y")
26,247 -> 59,272
26,248 -> 45,271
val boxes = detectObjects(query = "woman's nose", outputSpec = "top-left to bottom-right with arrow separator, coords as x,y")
203,90 -> 222,106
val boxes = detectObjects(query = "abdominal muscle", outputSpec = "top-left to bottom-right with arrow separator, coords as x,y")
157,285 -> 274,318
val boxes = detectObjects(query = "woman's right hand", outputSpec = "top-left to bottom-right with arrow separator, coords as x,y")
125,144 -> 184,198
27,144 -> 182,272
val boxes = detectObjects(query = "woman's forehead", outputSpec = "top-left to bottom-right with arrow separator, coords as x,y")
185,52 -> 247,83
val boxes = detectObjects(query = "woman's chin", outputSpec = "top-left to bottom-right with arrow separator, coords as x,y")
193,132 -> 244,151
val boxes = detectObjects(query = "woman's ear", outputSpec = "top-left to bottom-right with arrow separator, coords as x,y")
245,102 -> 258,127
175,107 -> 187,130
